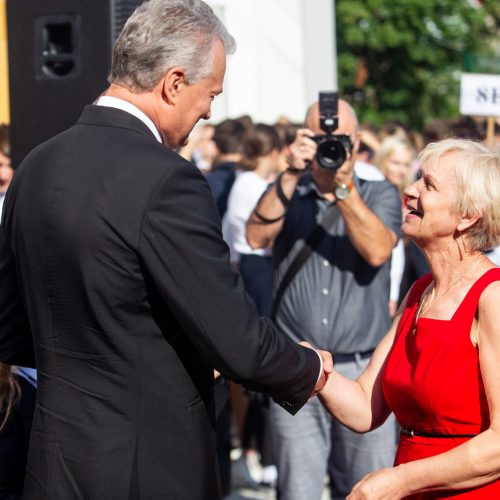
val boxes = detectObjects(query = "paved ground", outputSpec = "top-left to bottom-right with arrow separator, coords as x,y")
224,454 -> 331,500
224,453 -> 276,500
225,487 -> 275,500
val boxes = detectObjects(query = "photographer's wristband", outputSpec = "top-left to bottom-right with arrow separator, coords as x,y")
286,165 -> 306,175
254,210 -> 286,224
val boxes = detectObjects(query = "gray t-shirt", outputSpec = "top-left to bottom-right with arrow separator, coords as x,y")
273,173 -> 402,354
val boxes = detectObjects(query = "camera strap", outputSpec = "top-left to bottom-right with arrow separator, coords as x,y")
271,203 -> 341,320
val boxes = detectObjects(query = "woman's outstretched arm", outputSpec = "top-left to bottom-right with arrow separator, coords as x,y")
318,293 -> 409,432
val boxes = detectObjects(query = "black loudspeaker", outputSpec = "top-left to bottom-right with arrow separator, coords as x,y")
7,0 -> 142,166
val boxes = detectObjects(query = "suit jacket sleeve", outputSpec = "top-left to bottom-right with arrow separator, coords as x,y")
0,224 -> 35,368
139,160 -> 320,414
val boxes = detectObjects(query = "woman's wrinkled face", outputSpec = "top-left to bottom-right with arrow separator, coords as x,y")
402,152 -> 460,245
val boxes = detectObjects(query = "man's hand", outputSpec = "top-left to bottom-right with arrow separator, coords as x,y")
331,139 -> 356,187
299,341 -> 334,397
310,139 -> 356,198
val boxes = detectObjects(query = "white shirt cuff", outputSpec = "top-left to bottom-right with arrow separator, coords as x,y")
314,349 -> 324,385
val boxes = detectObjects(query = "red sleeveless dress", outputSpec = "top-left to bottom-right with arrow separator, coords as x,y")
383,268 -> 500,499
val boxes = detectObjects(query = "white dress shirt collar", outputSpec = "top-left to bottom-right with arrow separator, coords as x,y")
96,96 -> 162,144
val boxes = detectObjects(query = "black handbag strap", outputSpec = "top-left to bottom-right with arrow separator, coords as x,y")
271,204 -> 341,320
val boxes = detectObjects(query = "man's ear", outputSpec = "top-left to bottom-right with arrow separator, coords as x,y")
162,66 -> 187,104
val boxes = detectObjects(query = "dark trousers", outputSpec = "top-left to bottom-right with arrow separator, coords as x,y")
239,254 -> 273,317
239,254 -> 275,466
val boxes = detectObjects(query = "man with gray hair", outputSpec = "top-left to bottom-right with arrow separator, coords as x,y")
0,1 -> 332,499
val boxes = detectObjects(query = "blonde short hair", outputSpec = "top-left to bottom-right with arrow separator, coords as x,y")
373,136 -> 415,189
419,138 -> 500,252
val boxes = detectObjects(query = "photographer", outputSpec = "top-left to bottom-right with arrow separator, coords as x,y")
246,97 -> 401,499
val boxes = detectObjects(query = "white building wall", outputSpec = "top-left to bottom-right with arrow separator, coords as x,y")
206,0 -> 336,124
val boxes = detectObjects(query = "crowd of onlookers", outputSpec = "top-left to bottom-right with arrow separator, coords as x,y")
0,123 -> 37,500
180,113 -> 500,301
175,111 -> 500,496
0,112 -> 499,499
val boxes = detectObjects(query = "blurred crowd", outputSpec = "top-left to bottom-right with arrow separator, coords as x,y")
1,111 -> 499,499
181,113 -> 500,297
0,124 -> 37,500
176,111 -> 500,496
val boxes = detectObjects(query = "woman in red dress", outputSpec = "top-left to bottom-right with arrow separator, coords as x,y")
319,138 -> 500,499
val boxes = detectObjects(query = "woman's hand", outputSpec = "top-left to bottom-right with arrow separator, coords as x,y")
347,466 -> 408,500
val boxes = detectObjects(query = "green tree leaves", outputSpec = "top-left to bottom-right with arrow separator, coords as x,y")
336,0 -> 498,129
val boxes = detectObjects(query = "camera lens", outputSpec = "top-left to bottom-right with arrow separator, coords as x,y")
316,138 -> 346,170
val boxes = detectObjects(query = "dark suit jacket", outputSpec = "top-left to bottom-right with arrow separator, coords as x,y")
0,106 -> 319,500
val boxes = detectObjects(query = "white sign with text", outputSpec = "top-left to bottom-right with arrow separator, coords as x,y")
460,73 -> 500,117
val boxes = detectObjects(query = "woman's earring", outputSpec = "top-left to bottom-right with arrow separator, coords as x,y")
459,231 -> 468,254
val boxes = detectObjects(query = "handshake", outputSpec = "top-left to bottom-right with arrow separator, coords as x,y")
300,341 -> 334,398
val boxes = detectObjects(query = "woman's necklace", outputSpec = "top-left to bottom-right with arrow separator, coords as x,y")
412,258 -> 482,335
412,284 -> 436,335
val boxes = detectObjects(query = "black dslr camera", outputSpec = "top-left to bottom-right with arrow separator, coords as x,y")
311,92 -> 353,170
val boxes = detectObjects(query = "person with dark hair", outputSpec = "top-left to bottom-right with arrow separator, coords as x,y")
223,124 -> 283,487
0,1 -> 332,499
206,118 -> 247,216
274,121 -> 303,174
355,127 -> 386,181
274,121 -> 303,148
423,116 -> 483,146
0,125 -> 35,500
357,126 -> 380,165
449,116 -> 483,141
0,364 -> 36,500
0,126 -> 13,218
357,140 -> 375,163
236,114 -> 254,133
422,118 -> 450,145
379,119 -> 411,142
0,125 -> 9,154
0,156 -> 14,218
223,123 -> 282,319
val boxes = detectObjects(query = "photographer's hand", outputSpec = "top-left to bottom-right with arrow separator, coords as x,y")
332,146 -> 356,191
333,145 -> 355,194
287,128 -> 317,171
309,137 -> 356,200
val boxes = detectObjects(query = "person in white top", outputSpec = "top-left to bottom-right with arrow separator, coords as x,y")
222,123 -> 282,487
222,125 -> 281,269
